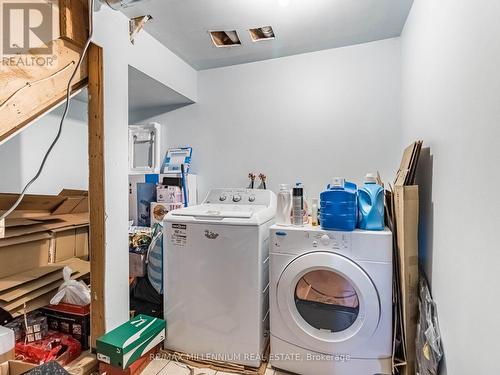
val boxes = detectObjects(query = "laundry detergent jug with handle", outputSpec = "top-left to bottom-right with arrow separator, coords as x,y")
320,177 -> 357,231
357,173 -> 385,230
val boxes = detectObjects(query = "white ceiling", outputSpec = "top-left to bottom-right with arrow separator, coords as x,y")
121,0 -> 414,70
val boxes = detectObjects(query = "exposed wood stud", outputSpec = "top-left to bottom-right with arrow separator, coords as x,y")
88,42 -> 105,348
59,0 -> 90,48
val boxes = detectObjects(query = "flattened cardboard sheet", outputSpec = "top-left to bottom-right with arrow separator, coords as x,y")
1,258 -> 89,313
0,263 -> 63,292
3,213 -> 88,239
0,239 -> 50,279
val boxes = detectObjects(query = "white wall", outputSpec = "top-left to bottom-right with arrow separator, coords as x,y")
401,1 -> 500,374
147,38 -> 402,201
0,100 -> 88,195
92,5 -> 197,331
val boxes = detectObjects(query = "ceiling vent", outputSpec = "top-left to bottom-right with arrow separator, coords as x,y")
209,31 -> 241,47
249,26 -> 275,42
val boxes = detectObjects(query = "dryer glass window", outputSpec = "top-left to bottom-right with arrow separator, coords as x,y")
295,270 -> 359,332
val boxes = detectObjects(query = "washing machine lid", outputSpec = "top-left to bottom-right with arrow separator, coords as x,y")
276,251 -> 381,354
170,203 -> 264,219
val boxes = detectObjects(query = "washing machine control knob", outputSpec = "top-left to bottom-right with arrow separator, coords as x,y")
320,234 -> 330,245
219,195 -> 227,201
232,194 -> 242,202
248,195 -> 256,202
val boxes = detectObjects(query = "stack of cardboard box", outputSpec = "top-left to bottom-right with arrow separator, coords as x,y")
0,190 -> 90,317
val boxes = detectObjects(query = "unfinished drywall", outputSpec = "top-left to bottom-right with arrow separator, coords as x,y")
0,100 -> 88,195
401,1 -> 500,373
146,38 -> 401,200
92,5 -> 197,332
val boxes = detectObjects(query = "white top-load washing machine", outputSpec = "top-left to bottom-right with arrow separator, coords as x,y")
164,188 -> 276,367
269,224 -> 392,375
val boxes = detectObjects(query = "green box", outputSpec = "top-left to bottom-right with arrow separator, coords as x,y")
96,315 -> 165,369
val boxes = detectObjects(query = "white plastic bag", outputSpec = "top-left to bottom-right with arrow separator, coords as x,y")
50,266 -> 91,306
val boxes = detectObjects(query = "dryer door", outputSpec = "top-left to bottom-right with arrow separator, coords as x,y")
276,251 -> 380,353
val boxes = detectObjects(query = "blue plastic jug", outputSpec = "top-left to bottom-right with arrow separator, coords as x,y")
320,178 -> 358,231
357,173 -> 385,230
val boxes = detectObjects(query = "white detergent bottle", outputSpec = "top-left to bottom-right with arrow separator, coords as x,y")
276,184 -> 292,226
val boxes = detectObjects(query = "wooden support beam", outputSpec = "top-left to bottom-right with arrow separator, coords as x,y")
0,39 -> 87,143
88,42 -> 105,347
0,0 -> 90,144
59,0 -> 90,47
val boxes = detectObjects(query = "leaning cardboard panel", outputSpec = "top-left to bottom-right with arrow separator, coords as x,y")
394,185 -> 419,375
0,234 -> 51,279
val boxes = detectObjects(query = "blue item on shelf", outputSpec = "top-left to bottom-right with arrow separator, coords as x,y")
357,174 -> 385,230
320,178 -> 358,231
137,183 -> 157,227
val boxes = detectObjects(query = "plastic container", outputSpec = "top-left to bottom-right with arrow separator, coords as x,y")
311,198 -> 319,226
0,325 -> 15,363
357,173 -> 385,230
320,177 -> 357,231
276,184 -> 292,226
292,183 -> 304,226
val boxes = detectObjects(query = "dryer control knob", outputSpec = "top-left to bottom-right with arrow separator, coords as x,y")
320,234 -> 330,245
232,194 -> 242,202
219,195 -> 227,201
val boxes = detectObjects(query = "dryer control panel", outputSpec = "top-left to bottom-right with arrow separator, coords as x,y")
273,227 -> 352,255
271,224 -> 392,263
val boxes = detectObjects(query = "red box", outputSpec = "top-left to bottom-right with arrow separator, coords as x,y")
98,345 -> 159,375
40,303 -> 90,350
15,331 -> 81,365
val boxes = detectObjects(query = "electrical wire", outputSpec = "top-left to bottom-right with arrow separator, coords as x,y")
0,61 -> 76,110
0,0 -> 94,222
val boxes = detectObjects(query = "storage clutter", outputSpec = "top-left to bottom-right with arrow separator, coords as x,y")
276,175 -> 385,232
129,147 -> 197,228
0,190 -> 92,372
0,190 -> 90,317
128,148 -> 197,319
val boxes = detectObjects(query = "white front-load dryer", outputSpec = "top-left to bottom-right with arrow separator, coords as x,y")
269,224 -> 392,375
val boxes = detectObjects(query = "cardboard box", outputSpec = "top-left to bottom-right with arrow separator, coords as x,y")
394,185 -> 419,375
159,173 -> 198,206
41,303 -> 91,350
156,186 -> 182,204
0,233 -> 51,279
98,346 -> 158,375
65,351 -> 98,375
0,360 -> 37,375
0,210 -> 89,279
129,252 -> 147,278
49,225 -> 89,263
0,190 -> 90,316
0,258 -> 90,317
96,315 -> 165,369
13,331 -> 80,366
0,190 -> 88,221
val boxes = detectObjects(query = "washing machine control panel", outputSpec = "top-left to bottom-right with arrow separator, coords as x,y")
204,188 -> 271,206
